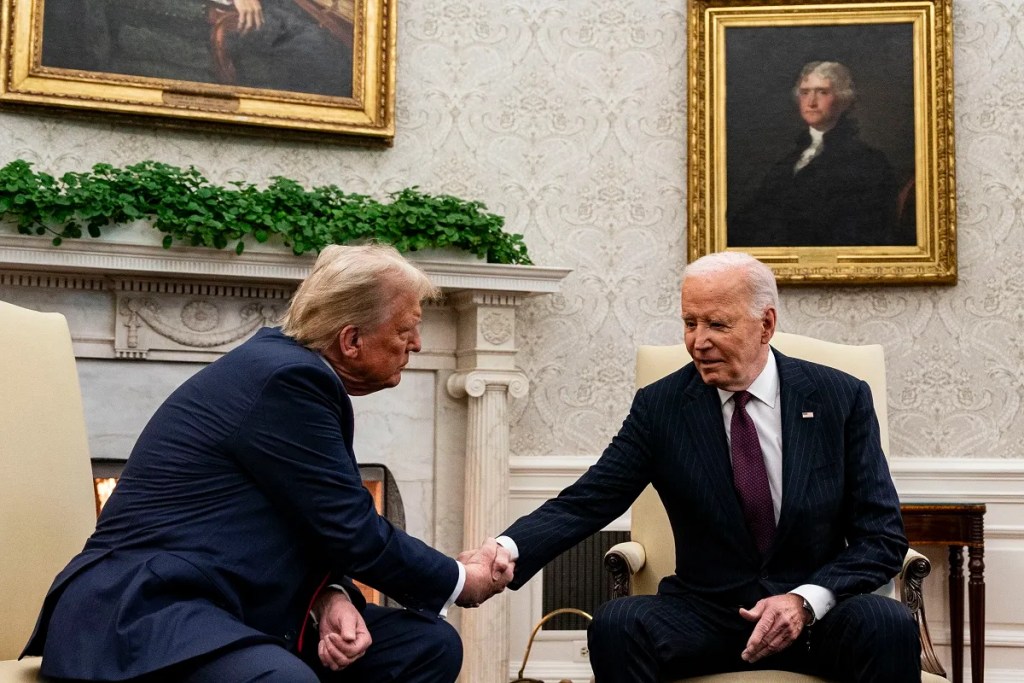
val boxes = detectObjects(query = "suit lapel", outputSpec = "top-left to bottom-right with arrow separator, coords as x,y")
680,375 -> 752,545
772,350 -> 823,549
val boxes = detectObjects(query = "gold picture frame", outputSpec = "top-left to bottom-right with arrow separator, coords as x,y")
688,0 -> 956,285
1,0 -> 396,143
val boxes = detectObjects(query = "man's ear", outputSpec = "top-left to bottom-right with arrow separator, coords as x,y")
761,307 -> 777,344
339,325 -> 361,358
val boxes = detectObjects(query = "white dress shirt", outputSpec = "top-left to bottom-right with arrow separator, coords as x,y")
793,127 -> 825,174
718,351 -> 836,622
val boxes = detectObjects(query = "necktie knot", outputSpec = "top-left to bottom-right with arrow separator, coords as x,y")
794,138 -> 822,174
734,390 -> 751,410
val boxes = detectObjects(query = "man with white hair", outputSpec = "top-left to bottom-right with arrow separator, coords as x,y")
729,61 -> 908,247
500,251 -> 918,681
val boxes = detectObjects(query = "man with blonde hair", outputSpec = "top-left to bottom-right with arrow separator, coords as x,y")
24,244 -> 512,682
500,251 -> 917,681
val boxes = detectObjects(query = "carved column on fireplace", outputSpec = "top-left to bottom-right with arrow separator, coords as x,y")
446,291 -> 528,683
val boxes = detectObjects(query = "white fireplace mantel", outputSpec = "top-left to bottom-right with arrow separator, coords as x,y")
1,233 -> 569,683
0,234 -> 569,291
0,234 -> 570,364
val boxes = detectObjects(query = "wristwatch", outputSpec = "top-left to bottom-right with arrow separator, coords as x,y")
801,598 -> 817,627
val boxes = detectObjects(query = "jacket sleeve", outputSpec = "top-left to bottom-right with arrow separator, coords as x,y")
226,361 -> 459,613
807,380 -> 908,596
502,387 -> 657,588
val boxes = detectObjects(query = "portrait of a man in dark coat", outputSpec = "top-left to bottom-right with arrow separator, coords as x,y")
728,61 -> 915,248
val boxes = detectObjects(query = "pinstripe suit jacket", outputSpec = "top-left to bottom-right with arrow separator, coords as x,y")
504,349 -> 907,607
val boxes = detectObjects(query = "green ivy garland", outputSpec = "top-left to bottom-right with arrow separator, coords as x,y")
0,160 -> 531,265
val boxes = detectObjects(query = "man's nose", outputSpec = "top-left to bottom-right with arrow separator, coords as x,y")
409,329 -> 422,353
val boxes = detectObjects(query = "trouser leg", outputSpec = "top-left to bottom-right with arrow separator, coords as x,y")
172,642 -> 319,683
587,594 -> 754,683
806,594 -> 920,683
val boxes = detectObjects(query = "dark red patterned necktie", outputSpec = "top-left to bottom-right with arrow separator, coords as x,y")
730,390 -> 776,555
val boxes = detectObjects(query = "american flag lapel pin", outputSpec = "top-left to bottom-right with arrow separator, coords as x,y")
801,411 -> 814,419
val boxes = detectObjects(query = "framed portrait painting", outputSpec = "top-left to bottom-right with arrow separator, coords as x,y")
688,0 -> 956,284
0,0 -> 396,142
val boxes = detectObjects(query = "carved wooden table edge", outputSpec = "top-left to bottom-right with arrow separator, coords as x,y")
900,502 -> 986,683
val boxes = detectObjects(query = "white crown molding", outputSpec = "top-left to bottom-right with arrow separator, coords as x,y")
890,457 -> 1024,504
889,457 -> 1024,478
510,454 -> 602,475
512,455 -> 1024,473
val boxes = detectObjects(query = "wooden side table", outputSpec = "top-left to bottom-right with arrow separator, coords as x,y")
900,503 -> 986,683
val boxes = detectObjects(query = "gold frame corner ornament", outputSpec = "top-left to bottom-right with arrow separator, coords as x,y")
687,0 -> 956,285
0,0 -> 396,143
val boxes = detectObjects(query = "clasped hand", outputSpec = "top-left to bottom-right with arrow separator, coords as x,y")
456,537 -> 515,608
314,590 -> 372,671
739,593 -> 810,663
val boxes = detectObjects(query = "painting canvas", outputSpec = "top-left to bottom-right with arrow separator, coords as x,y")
688,0 -> 956,285
1,0 -> 395,141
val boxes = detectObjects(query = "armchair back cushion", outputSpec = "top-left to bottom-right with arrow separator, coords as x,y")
0,302 -> 97,659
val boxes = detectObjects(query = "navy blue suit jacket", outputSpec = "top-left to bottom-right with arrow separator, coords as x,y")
24,327 -> 459,679
504,349 -> 907,607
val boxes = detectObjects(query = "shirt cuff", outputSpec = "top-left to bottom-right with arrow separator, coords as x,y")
496,535 -> 520,561
789,584 -> 836,622
309,584 -> 351,627
440,561 -> 466,619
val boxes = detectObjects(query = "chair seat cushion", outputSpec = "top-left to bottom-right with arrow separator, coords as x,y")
681,673 -> 826,682
677,670 -> 948,682
0,657 -> 43,682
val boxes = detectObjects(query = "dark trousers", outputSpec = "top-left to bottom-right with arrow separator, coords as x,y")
588,592 -> 920,683
54,605 -> 462,683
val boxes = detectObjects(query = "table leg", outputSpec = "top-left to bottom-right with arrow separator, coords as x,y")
949,546 -> 964,683
968,545 -> 985,683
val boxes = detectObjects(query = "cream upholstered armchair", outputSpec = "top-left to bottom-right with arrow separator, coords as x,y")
0,302 -> 98,681
603,332 -> 948,683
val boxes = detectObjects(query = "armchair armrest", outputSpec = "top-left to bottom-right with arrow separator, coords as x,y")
900,548 -> 930,603
604,541 -> 646,598
899,548 -> 945,677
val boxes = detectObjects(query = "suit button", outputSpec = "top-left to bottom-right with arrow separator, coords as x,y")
284,630 -> 296,641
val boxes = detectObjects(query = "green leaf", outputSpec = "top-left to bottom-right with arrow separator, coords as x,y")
0,160 -> 532,264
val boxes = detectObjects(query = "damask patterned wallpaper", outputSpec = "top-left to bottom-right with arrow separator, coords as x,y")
1,0 -> 1020,460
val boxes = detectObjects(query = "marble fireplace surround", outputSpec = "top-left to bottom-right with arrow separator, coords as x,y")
0,234 -> 569,682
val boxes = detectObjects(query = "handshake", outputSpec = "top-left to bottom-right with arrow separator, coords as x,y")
455,538 -> 516,608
